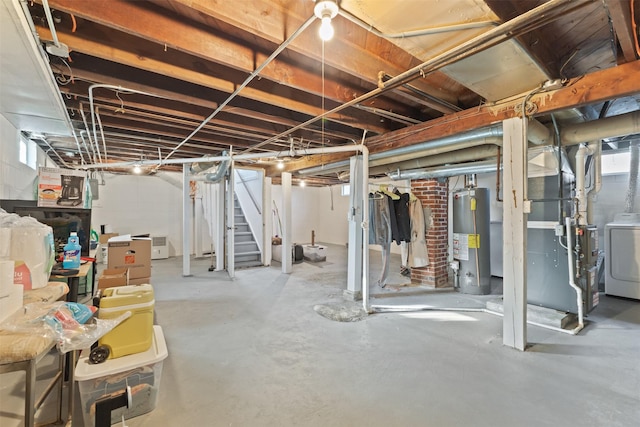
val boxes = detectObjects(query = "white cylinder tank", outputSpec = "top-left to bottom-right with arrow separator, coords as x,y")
452,187 -> 491,295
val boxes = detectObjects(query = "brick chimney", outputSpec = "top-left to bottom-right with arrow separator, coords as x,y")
410,179 -> 450,287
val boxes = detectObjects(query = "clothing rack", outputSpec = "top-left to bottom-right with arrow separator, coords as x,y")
368,183 -> 412,190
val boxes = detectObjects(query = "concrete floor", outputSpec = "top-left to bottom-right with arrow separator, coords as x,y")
2,243 -> 639,426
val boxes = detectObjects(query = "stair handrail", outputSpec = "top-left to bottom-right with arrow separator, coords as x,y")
235,170 -> 262,215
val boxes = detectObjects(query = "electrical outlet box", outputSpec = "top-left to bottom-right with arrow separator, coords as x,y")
543,79 -> 564,90
555,224 -> 564,236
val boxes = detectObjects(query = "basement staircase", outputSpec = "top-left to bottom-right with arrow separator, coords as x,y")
233,196 -> 262,269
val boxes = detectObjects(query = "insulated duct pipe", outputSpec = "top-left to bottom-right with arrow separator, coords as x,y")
386,159 -> 499,180
626,140 -> 640,213
189,158 -> 231,182
299,110 -> 637,179
299,121 -> 549,177
189,152 -> 231,182
561,111 -> 640,146
369,145 -> 501,177
586,140 -> 602,224
575,144 -> 591,226
298,127 -> 504,176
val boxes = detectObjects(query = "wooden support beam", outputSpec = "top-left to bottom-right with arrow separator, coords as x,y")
605,0 -> 639,63
267,60 -> 640,175
152,0 -> 466,113
36,24 -> 395,135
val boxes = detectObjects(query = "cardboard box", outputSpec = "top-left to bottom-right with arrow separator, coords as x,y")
99,233 -> 119,244
107,238 -> 151,279
128,276 -> 151,285
98,268 -> 128,290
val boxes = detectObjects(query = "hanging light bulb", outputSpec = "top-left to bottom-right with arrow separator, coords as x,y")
314,1 -> 339,41
299,180 -> 306,188
133,163 -> 142,174
277,160 -> 285,170
319,16 -> 334,41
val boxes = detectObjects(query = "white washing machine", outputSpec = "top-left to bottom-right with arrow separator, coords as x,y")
605,213 -> 640,299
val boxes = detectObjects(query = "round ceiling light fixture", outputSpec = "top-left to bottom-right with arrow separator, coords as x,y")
314,0 -> 339,41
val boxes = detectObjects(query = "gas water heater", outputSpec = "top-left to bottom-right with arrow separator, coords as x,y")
452,186 -> 491,295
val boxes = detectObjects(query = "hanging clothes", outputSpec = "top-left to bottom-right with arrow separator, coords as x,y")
369,193 -> 392,287
393,190 -> 411,243
408,198 -> 429,268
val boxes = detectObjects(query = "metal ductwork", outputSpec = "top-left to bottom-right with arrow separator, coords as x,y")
298,126 -> 505,176
369,143 -> 501,177
190,151 -> 230,182
299,120 -> 550,177
300,111 -> 639,182
387,159 -> 500,180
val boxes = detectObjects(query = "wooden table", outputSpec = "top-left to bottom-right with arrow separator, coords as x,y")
51,261 -> 94,303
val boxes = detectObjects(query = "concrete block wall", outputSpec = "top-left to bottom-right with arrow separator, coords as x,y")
410,179 -> 450,287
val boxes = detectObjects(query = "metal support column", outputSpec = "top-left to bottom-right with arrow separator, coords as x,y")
182,164 -> 192,277
346,155 -> 363,299
281,172 -> 292,273
227,162 -> 235,278
502,117 -> 529,350
264,177 -> 273,264
215,181 -> 225,271
194,193 -> 203,258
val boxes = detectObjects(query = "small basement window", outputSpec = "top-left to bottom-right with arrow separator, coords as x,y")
601,151 -> 631,175
19,135 -> 37,170
341,184 -> 350,196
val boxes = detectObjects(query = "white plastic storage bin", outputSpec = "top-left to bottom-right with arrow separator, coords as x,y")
75,325 -> 168,426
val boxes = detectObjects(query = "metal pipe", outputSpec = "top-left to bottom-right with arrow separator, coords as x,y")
338,10 -> 498,39
244,0 -> 577,154
495,146 -> 503,202
298,119 -> 552,177
95,106 -> 108,162
41,0 -> 60,48
88,84 -> 167,165
80,104 -> 102,164
73,130 -> 86,166
361,146 -> 370,313
37,136 -> 74,168
387,159 -> 499,180
354,104 -> 422,125
299,109 -> 636,179
299,128 -> 503,176
367,145 -> 500,176
161,14 -> 317,164
565,216 -> 584,335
